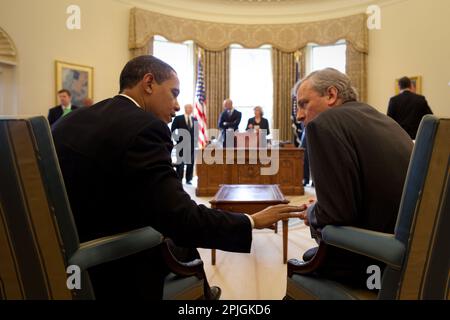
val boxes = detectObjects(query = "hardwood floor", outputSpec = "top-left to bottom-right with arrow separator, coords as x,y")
184,180 -> 317,300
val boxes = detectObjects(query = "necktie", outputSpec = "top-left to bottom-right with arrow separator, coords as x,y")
62,107 -> 72,117
187,116 -> 192,129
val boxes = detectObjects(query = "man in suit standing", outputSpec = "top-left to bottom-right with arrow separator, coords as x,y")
52,55 -> 304,299
295,68 -> 413,286
171,104 -> 197,184
47,89 -> 79,125
387,76 -> 433,139
218,99 -> 241,147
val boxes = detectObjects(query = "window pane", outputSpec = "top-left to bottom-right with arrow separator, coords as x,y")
153,36 -> 194,116
230,46 -> 273,133
311,43 -> 346,73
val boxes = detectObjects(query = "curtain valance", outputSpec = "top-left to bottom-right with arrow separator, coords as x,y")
129,8 -> 368,54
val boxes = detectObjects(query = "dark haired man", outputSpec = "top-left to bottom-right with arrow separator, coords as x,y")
47,89 -> 79,125
387,76 -> 433,139
52,55 -> 303,299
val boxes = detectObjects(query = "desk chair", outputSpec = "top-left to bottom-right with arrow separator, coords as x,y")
285,115 -> 449,300
0,116 -> 205,300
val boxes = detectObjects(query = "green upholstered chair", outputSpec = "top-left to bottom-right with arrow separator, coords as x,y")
285,115 -> 450,300
0,116 -> 205,300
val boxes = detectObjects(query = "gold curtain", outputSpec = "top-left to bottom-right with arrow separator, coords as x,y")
346,43 -> 368,102
299,47 -> 307,79
129,8 -> 368,53
201,46 -> 230,130
130,39 -> 153,58
272,49 -> 297,141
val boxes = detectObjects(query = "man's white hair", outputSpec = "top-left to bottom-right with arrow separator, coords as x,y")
293,68 -> 358,102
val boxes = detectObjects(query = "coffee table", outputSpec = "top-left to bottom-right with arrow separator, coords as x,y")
209,184 -> 290,264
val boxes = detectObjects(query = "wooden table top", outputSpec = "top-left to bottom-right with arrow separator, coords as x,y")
209,184 -> 289,205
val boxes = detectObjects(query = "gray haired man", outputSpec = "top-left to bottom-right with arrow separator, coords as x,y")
295,68 -> 413,286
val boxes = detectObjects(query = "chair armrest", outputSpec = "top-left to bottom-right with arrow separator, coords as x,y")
69,227 -> 163,270
161,239 -> 205,280
321,226 -> 405,270
287,242 -> 328,277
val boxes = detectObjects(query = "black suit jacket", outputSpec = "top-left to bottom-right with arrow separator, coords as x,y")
47,105 -> 79,126
387,90 -> 433,139
171,114 -> 197,156
246,117 -> 270,135
52,96 -> 251,299
218,109 -> 242,140
306,101 -> 413,283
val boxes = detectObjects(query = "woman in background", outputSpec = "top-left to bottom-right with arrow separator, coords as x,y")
246,106 -> 270,136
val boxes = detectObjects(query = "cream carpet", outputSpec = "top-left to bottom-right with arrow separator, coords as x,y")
183,181 -> 317,300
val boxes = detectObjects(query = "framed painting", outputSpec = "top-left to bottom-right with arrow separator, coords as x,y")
395,76 -> 422,95
55,60 -> 93,106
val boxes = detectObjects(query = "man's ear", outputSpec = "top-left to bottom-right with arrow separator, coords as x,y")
326,86 -> 339,106
142,73 -> 155,94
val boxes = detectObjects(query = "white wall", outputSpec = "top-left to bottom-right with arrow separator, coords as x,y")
0,0 -> 131,116
0,63 -> 18,115
368,0 -> 450,117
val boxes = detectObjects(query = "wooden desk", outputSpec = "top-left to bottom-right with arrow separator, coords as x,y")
196,147 -> 304,197
209,184 -> 290,264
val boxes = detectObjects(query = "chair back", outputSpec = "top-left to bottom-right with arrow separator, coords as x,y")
380,115 -> 450,299
0,117 -> 93,299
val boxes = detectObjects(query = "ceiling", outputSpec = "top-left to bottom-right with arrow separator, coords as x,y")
117,0 -> 403,24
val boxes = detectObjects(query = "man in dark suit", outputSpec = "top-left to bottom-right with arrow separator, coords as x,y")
52,55 -> 303,299
218,99 -> 241,147
387,76 -> 433,139
47,89 -> 79,125
171,104 -> 197,184
295,68 -> 413,286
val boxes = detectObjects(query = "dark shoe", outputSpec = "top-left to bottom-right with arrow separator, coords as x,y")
302,246 -> 319,262
206,286 -> 221,300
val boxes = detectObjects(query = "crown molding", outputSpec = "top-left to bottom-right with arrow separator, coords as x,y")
116,0 -> 407,24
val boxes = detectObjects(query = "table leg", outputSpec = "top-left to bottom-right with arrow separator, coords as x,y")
282,219 -> 288,264
211,249 -> 216,265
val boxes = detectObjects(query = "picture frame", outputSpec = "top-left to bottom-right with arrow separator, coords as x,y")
55,60 -> 93,106
395,75 -> 422,95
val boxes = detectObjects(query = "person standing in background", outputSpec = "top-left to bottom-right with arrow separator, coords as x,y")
82,97 -> 94,107
387,76 -> 433,139
218,99 -> 241,147
48,89 -> 79,125
171,104 -> 197,184
246,106 -> 270,136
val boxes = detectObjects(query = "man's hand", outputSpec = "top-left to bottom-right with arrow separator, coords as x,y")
252,204 -> 307,229
298,211 -> 309,226
298,198 -> 316,227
